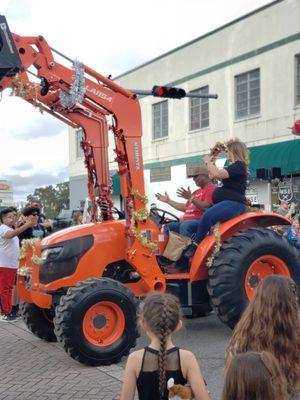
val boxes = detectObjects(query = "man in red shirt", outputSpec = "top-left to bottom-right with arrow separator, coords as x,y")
156,164 -> 216,236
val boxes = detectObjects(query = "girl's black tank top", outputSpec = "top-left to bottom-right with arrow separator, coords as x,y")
136,346 -> 187,400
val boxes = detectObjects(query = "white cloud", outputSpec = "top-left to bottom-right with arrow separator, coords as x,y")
0,0 -> 271,201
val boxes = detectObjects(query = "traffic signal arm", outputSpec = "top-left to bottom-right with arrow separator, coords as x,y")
131,86 -> 218,99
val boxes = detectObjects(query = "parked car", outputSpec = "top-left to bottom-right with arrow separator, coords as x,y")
53,209 -> 83,232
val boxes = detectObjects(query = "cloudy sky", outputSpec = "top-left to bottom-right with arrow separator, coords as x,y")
1,0 -> 272,202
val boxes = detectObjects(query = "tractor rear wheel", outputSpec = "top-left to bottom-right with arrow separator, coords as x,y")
54,278 -> 138,366
207,228 -> 300,329
20,301 -> 57,342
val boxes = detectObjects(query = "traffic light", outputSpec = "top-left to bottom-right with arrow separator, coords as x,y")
152,85 -> 186,99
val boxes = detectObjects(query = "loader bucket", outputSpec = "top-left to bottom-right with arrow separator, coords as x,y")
0,15 -> 22,83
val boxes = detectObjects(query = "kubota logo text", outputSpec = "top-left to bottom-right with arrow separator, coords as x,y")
85,85 -> 112,103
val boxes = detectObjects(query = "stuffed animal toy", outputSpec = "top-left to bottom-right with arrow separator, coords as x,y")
167,378 -> 194,399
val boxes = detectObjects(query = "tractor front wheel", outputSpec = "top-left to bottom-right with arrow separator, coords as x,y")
207,228 -> 300,329
20,301 -> 57,342
54,278 -> 138,366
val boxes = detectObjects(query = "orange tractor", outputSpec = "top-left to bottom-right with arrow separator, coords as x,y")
1,16 -> 299,366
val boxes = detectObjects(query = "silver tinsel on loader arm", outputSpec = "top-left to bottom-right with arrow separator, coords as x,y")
59,60 -> 85,108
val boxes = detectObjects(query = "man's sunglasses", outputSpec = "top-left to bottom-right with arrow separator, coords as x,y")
30,212 -> 39,216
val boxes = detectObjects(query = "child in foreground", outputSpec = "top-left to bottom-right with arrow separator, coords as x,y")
120,292 -> 209,400
222,351 -> 289,400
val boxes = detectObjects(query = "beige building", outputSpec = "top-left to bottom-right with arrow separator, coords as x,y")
69,0 -> 300,213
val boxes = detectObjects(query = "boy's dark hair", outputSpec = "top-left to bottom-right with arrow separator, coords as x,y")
22,206 -> 40,217
10,206 -> 18,213
0,207 -> 14,223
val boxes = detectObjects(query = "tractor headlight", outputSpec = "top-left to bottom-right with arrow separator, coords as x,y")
41,246 -> 63,262
39,235 -> 94,284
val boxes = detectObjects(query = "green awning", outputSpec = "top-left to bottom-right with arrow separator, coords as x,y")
249,139 -> 300,176
111,173 -> 121,196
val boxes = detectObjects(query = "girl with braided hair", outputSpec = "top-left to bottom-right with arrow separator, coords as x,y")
120,292 -> 209,400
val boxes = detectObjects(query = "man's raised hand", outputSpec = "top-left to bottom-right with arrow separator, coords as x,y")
176,186 -> 192,200
156,192 -> 170,204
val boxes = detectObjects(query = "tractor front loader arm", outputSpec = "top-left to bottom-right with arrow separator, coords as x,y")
0,15 -> 165,293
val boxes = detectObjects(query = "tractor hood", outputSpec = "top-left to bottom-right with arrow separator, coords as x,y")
42,220 -> 126,247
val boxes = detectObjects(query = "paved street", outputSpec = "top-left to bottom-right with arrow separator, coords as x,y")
0,313 -> 231,400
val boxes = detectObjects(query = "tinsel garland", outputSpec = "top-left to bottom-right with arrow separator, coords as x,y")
10,74 -> 44,114
132,227 -> 158,251
132,207 -> 149,221
207,223 -> 222,268
59,60 -> 85,108
17,238 -> 42,276
131,189 -> 148,204
130,189 -> 158,251
17,266 -> 32,277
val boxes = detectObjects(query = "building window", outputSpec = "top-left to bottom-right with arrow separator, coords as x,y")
153,101 -> 168,140
235,69 -> 260,119
296,55 -> 300,105
150,167 -> 171,182
76,129 -> 84,158
190,86 -> 209,130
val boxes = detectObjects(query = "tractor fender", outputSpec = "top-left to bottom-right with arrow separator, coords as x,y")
189,211 -> 291,282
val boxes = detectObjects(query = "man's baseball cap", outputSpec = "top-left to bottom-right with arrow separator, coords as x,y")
187,164 -> 209,178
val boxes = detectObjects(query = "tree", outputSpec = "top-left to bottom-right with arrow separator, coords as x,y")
26,181 -> 70,218
56,182 -> 70,212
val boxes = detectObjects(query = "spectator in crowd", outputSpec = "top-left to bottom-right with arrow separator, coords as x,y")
71,211 -> 83,226
10,207 -> 21,319
156,164 -> 215,236
286,219 -> 300,249
0,208 -> 36,321
18,206 -> 47,245
276,200 -> 290,216
222,351 -> 289,400
120,292 -> 209,400
30,201 -> 53,232
225,275 -> 300,397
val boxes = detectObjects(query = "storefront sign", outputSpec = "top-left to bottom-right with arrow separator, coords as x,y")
0,183 -> 10,191
246,187 -> 259,204
278,181 -> 293,202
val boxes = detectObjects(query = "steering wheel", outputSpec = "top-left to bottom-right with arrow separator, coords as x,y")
150,207 -> 179,225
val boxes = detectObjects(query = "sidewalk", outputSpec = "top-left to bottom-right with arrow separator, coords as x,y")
0,319 -> 125,400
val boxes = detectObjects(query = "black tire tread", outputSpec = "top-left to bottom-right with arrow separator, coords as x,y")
20,301 -> 57,342
54,278 -> 138,366
208,228 -> 300,328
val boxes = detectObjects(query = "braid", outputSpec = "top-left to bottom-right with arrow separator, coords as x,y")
158,302 -> 169,398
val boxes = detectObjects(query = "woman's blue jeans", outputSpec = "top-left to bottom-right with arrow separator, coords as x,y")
183,200 -> 247,243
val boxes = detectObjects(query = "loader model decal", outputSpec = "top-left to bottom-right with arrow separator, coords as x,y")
133,141 -> 140,170
0,22 -> 14,54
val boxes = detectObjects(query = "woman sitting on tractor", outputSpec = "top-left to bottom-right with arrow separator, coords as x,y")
185,139 -> 249,255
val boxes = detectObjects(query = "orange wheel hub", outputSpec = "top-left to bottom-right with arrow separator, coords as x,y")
245,255 -> 290,299
83,301 -> 125,347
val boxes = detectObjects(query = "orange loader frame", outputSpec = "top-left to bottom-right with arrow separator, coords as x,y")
0,16 -> 290,322
0,16 -> 291,311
